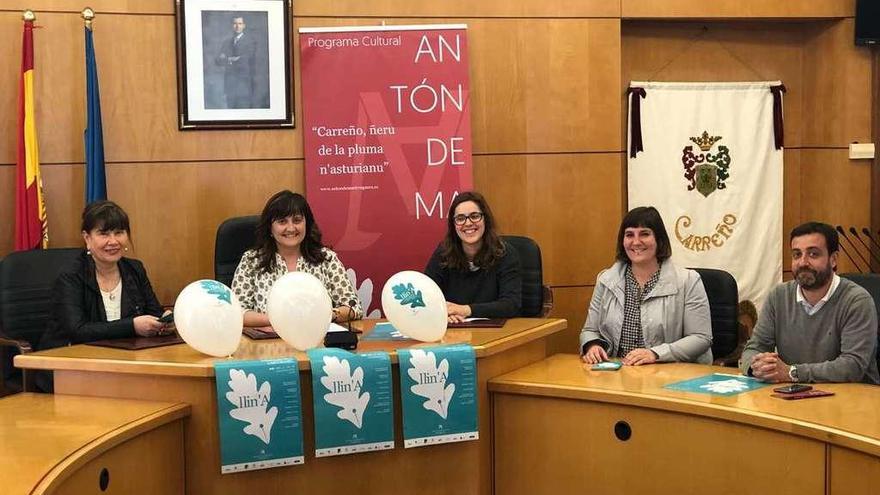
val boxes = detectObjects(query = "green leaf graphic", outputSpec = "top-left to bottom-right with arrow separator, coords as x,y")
392,282 -> 426,308
201,280 -> 231,304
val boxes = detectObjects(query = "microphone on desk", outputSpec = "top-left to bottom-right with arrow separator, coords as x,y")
325,300 -> 360,350
836,226 -> 867,273
850,227 -> 880,268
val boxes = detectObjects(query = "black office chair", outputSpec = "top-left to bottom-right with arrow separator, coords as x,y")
0,248 -> 81,395
501,235 -> 553,317
691,268 -> 738,360
214,215 -> 259,287
839,273 -> 880,370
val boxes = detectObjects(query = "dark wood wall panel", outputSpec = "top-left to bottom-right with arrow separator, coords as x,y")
294,0 -> 621,18
622,0 -> 854,19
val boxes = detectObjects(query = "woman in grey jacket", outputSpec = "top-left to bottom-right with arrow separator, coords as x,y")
579,207 -> 713,365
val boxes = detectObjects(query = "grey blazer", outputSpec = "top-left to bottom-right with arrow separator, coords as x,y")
579,260 -> 713,364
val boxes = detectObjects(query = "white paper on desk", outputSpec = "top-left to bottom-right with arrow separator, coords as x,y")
327,323 -> 349,333
462,318 -> 489,322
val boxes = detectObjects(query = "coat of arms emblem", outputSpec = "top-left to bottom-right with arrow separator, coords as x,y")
682,131 -> 731,197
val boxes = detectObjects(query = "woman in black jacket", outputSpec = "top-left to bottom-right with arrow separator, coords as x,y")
39,201 -> 170,351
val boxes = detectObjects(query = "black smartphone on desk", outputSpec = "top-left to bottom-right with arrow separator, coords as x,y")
773,384 -> 812,394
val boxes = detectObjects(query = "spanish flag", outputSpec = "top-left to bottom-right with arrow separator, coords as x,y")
15,12 -> 48,250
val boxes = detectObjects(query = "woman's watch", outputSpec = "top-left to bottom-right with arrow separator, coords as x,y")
788,365 -> 799,382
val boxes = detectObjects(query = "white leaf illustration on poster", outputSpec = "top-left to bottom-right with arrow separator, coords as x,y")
225,368 -> 278,444
407,350 -> 455,419
320,356 -> 371,428
347,268 -> 382,318
699,379 -> 750,394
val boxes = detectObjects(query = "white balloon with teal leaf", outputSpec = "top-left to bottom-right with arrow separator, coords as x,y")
381,271 -> 447,342
174,279 -> 243,357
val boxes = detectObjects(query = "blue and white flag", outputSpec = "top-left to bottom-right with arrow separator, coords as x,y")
307,348 -> 394,457
398,344 -> 478,448
84,22 -> 106,203
214,359 -> 304,473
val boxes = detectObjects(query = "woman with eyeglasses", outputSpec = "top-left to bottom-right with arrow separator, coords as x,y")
232,190 -> 363,327
424,191 -> 522,323
579,206 -> 712,366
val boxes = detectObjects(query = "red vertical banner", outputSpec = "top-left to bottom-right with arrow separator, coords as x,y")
300,25 -> 472,315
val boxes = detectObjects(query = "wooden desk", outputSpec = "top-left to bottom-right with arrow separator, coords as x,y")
2,393 -> 189,495
489,354 -> 880,495
16,318 -> 565,495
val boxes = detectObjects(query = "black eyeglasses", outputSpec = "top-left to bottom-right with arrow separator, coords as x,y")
453,212 -> 484,225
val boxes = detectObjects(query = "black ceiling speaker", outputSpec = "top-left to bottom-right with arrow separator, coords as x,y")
855,0 -> 880,45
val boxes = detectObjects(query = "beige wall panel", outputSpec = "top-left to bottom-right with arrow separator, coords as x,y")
295,18 -> 622,153
622,21 -> 805,147
622,0 -> 854,19
799,150 -> 872,274
474,153 -> 622,287
0,12 -> 301,165
105,161 -> 303,304
829,446 -> 880,495
294,0 -> 620,18
802,19 -> 873,147
546,286 -> 592,356
2,2 -> 172,15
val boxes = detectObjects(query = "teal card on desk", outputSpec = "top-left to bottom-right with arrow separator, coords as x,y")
664,373 -> 770,396
398,344 -> 478,448
307,348 -> 395,457
361,322 -> 412,341
214,358 -> 304,473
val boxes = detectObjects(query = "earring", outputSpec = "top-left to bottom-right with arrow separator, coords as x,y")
86,249 -> 91,255
124,247 -> 129,252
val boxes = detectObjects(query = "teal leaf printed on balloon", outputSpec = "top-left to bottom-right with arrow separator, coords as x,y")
201,280 -> 231,304
393,282 -> 425,308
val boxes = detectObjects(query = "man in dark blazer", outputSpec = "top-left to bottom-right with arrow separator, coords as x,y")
215,16 -> 257,108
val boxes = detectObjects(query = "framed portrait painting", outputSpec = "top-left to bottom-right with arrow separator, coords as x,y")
176,0 -> 293,129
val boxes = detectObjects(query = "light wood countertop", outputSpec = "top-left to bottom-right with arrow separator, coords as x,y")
489,353 -> 880,457
15,318 -> 565,377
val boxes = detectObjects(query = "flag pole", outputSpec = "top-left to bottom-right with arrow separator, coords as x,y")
81,7 -> 94,27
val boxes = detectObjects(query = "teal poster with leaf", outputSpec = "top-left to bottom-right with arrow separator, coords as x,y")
397,344 -> 478,448
214,358 -> 304,473
307,348 -> 395,457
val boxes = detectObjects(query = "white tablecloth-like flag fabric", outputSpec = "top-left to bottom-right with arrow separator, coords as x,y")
627,81 -> 784,307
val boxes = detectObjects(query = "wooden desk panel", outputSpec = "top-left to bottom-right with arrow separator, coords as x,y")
495,393 -> 825,495
17,318 -> 565,495
490,354 -> 880,495
2,393 -> 188,495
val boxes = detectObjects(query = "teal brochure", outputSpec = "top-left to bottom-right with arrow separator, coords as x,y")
214,358 -> 304,473
664,373 -> 771,396
397,344 -> 478,448
361,322 -> 412,341
307,348 -> 394,457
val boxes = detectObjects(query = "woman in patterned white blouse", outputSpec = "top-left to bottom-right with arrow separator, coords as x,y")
232,190 -> 364,327
579,206 -> 713,366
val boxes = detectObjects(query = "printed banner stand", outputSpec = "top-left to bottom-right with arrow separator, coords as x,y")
307,348 -> 395,457
214,359 -> 304,473
397,344 -> 478,448
299,24 -> 473,317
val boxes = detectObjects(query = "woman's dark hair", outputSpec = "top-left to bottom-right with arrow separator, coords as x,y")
254,190 -> 326,272
615,206 -> 672,263
81,200 -> 130,235
439,191 -> 505,270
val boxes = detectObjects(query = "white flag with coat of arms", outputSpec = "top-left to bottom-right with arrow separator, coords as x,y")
627,81 -> 784,307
